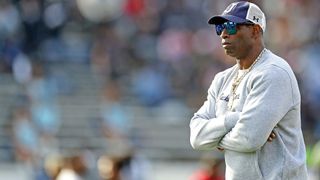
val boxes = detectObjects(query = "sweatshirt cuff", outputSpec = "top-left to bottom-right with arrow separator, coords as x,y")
224,112 -> 240,130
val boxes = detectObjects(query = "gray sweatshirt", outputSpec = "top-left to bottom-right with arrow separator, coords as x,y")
190,49 -> 308,180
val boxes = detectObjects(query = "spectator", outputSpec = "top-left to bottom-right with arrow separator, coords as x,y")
190,154 -> 224,180
11,106 -> 39,165
56,154 -> 88,180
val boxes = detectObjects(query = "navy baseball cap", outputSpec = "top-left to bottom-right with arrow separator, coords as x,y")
208,1 -> 266,32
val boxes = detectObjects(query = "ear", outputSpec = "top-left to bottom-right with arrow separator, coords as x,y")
251,25 -> 262,39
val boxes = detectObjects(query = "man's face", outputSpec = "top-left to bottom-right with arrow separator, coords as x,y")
216,21 -> 255,59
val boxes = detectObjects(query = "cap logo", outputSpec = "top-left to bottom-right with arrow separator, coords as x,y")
223,3 -> 237,14
253,16 -> 259,22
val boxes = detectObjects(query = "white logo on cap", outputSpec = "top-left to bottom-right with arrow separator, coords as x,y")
223,3 -> 237,14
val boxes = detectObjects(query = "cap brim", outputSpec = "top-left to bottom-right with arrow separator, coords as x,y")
208,15 -> 247,25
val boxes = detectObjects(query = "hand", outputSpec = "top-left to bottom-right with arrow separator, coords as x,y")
267,131 -> 276,142
217,147 -> 224,151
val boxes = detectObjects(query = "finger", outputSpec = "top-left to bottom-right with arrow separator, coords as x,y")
270,133 -> 276,138
217,147 -> 224,151
267,137 -> 273,142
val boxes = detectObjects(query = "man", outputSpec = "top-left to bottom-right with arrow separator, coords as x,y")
189,1 -> 308,180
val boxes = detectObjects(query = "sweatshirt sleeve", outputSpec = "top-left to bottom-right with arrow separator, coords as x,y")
190,73 -> 240,150
219,66 -> 296,152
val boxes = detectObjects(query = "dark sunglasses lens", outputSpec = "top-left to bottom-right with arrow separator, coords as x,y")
215,22 -> 237,35
215,24 -> 224,35
225,22 -> 237,35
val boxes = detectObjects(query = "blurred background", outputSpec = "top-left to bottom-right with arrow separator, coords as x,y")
0,0 -> 319,179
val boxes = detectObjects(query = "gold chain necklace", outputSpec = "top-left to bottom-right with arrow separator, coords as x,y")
228,48 -> 266,110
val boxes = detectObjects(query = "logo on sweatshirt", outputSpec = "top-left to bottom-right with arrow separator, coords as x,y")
220,94 -> 229,102
220,94 -> 239,102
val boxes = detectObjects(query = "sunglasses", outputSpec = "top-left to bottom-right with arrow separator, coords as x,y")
215,21 -> 254,36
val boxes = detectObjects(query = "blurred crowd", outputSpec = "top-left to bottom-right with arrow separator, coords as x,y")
0,0 -> 320,179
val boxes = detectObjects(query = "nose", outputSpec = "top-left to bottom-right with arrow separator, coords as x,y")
220,28 -> 229,39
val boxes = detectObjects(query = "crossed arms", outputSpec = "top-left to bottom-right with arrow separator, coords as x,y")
190,67 -> 295,153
